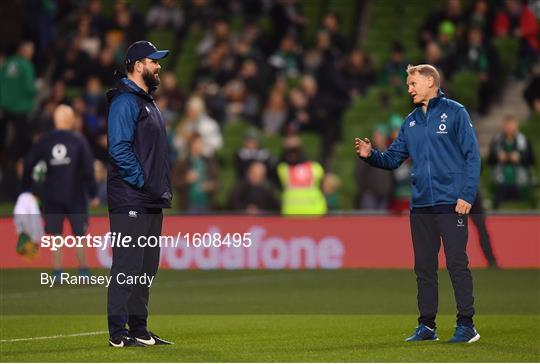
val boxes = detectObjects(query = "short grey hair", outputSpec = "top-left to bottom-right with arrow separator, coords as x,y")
406,64 -> 441,88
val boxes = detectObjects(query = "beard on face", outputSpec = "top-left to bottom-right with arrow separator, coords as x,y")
142,67 -> 160,90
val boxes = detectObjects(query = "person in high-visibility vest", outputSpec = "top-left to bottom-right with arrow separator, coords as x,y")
277,138 -> 327,215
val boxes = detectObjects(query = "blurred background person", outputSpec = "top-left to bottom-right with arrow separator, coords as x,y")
0,42 -> 37,164
277,136 -> 326,215
487,115 -> 535,209
229,161 -> 279,214
21,104 -> 97,279
173,96 -> 222,158
172,133 -> 219,213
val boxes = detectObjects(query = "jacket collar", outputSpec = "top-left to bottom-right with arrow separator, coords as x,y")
108,71 -> 155,102
416,89 -> 445,114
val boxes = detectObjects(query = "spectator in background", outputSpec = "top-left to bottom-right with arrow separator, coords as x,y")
268,34 -> 302,80
243,21 -> 273,57
82,76 -> 107,136
172,133 -> 219,213
196,19 -> 231,57
30,80 -> 69,141
303,31 -> 331,77
488,115 -> 535,209
87,0 -> 112,39
468,0 -> 494,40
321,12 -> 349,57
174,96 -> 223,158
111,0 -> 146,46
194,80 -> 227,124
77,15 -> 102,59
458,26 -> 500,115
146,0 -> 184,33
343,49 -> 375,99
523,64 -> 540,114
231,33 -> 266,76
420,0 -> 467,48
236,58 -> 264,121
283,87 -> 313,134
0,41 -> 38,163
52,38 -> 91,87
193,42 -> 230,87
186,0 -> 222,30
234,128 -> 274,179
493,0 -> 538,75
422,41 -> 455,81
300,74 -> 324,129
229,161 -> 279,214
322,172 -> 341,210
89,47 -> 118,87
381,42 -> 409,92
261,88 -> 288,135
159,71 -> 185,114
269,0 -> 306,50
223,79 -> 251,123
355,125 -> 394,210
277,135 -> 327,215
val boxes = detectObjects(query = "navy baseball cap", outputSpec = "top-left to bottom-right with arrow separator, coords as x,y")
124,41 -> 169,64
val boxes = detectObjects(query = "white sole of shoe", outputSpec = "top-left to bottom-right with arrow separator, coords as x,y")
467,333 -> 481,343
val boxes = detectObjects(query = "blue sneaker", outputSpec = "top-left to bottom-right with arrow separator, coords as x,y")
405,324 -> 439,341
448,325 -> 480,343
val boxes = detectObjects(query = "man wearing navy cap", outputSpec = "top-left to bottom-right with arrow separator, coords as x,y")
106,41 -> 173,347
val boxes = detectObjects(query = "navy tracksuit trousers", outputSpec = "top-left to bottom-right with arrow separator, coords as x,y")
410,204 -> 475,329
107,207 -> 162,339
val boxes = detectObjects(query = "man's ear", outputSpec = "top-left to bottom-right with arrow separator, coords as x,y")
135,60 -> 143,74
427,76 -> 435,88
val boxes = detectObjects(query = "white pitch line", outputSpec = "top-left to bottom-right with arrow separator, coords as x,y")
0,330 -> 107,343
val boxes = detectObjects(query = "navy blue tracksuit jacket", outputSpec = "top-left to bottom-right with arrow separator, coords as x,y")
22,129 -> 96,209
106,76 -> 171,209
365,91 -> 481,207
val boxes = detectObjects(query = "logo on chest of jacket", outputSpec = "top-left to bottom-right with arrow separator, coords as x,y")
436,113 -> 448,134
436,123 -> 448,134
409,120 -> 416,127
129,210 -> 138,218
457,217 -> 465,227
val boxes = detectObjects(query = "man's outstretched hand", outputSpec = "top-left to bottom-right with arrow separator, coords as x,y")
355,137 -> 372,158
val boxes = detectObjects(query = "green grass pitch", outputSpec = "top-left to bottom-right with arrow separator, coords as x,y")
1,269 -> 539,362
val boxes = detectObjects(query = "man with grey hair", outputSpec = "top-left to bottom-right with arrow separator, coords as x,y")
355,64 -> 481,343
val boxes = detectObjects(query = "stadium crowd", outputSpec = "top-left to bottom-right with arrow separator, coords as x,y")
0,0 -> 537,214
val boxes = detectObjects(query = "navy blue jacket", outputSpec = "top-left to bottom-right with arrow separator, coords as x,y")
106,76 -> 172,209
22,129 -> 96,209
364,91 -> 480,207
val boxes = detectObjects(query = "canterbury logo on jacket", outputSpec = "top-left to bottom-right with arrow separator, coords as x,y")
364,91 -> 480,208
106,75 -> 172,209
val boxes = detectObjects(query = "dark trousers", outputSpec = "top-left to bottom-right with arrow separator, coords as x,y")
470,194 -> 497,265
410,204 -> 475,329
107,206 -> 163,339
